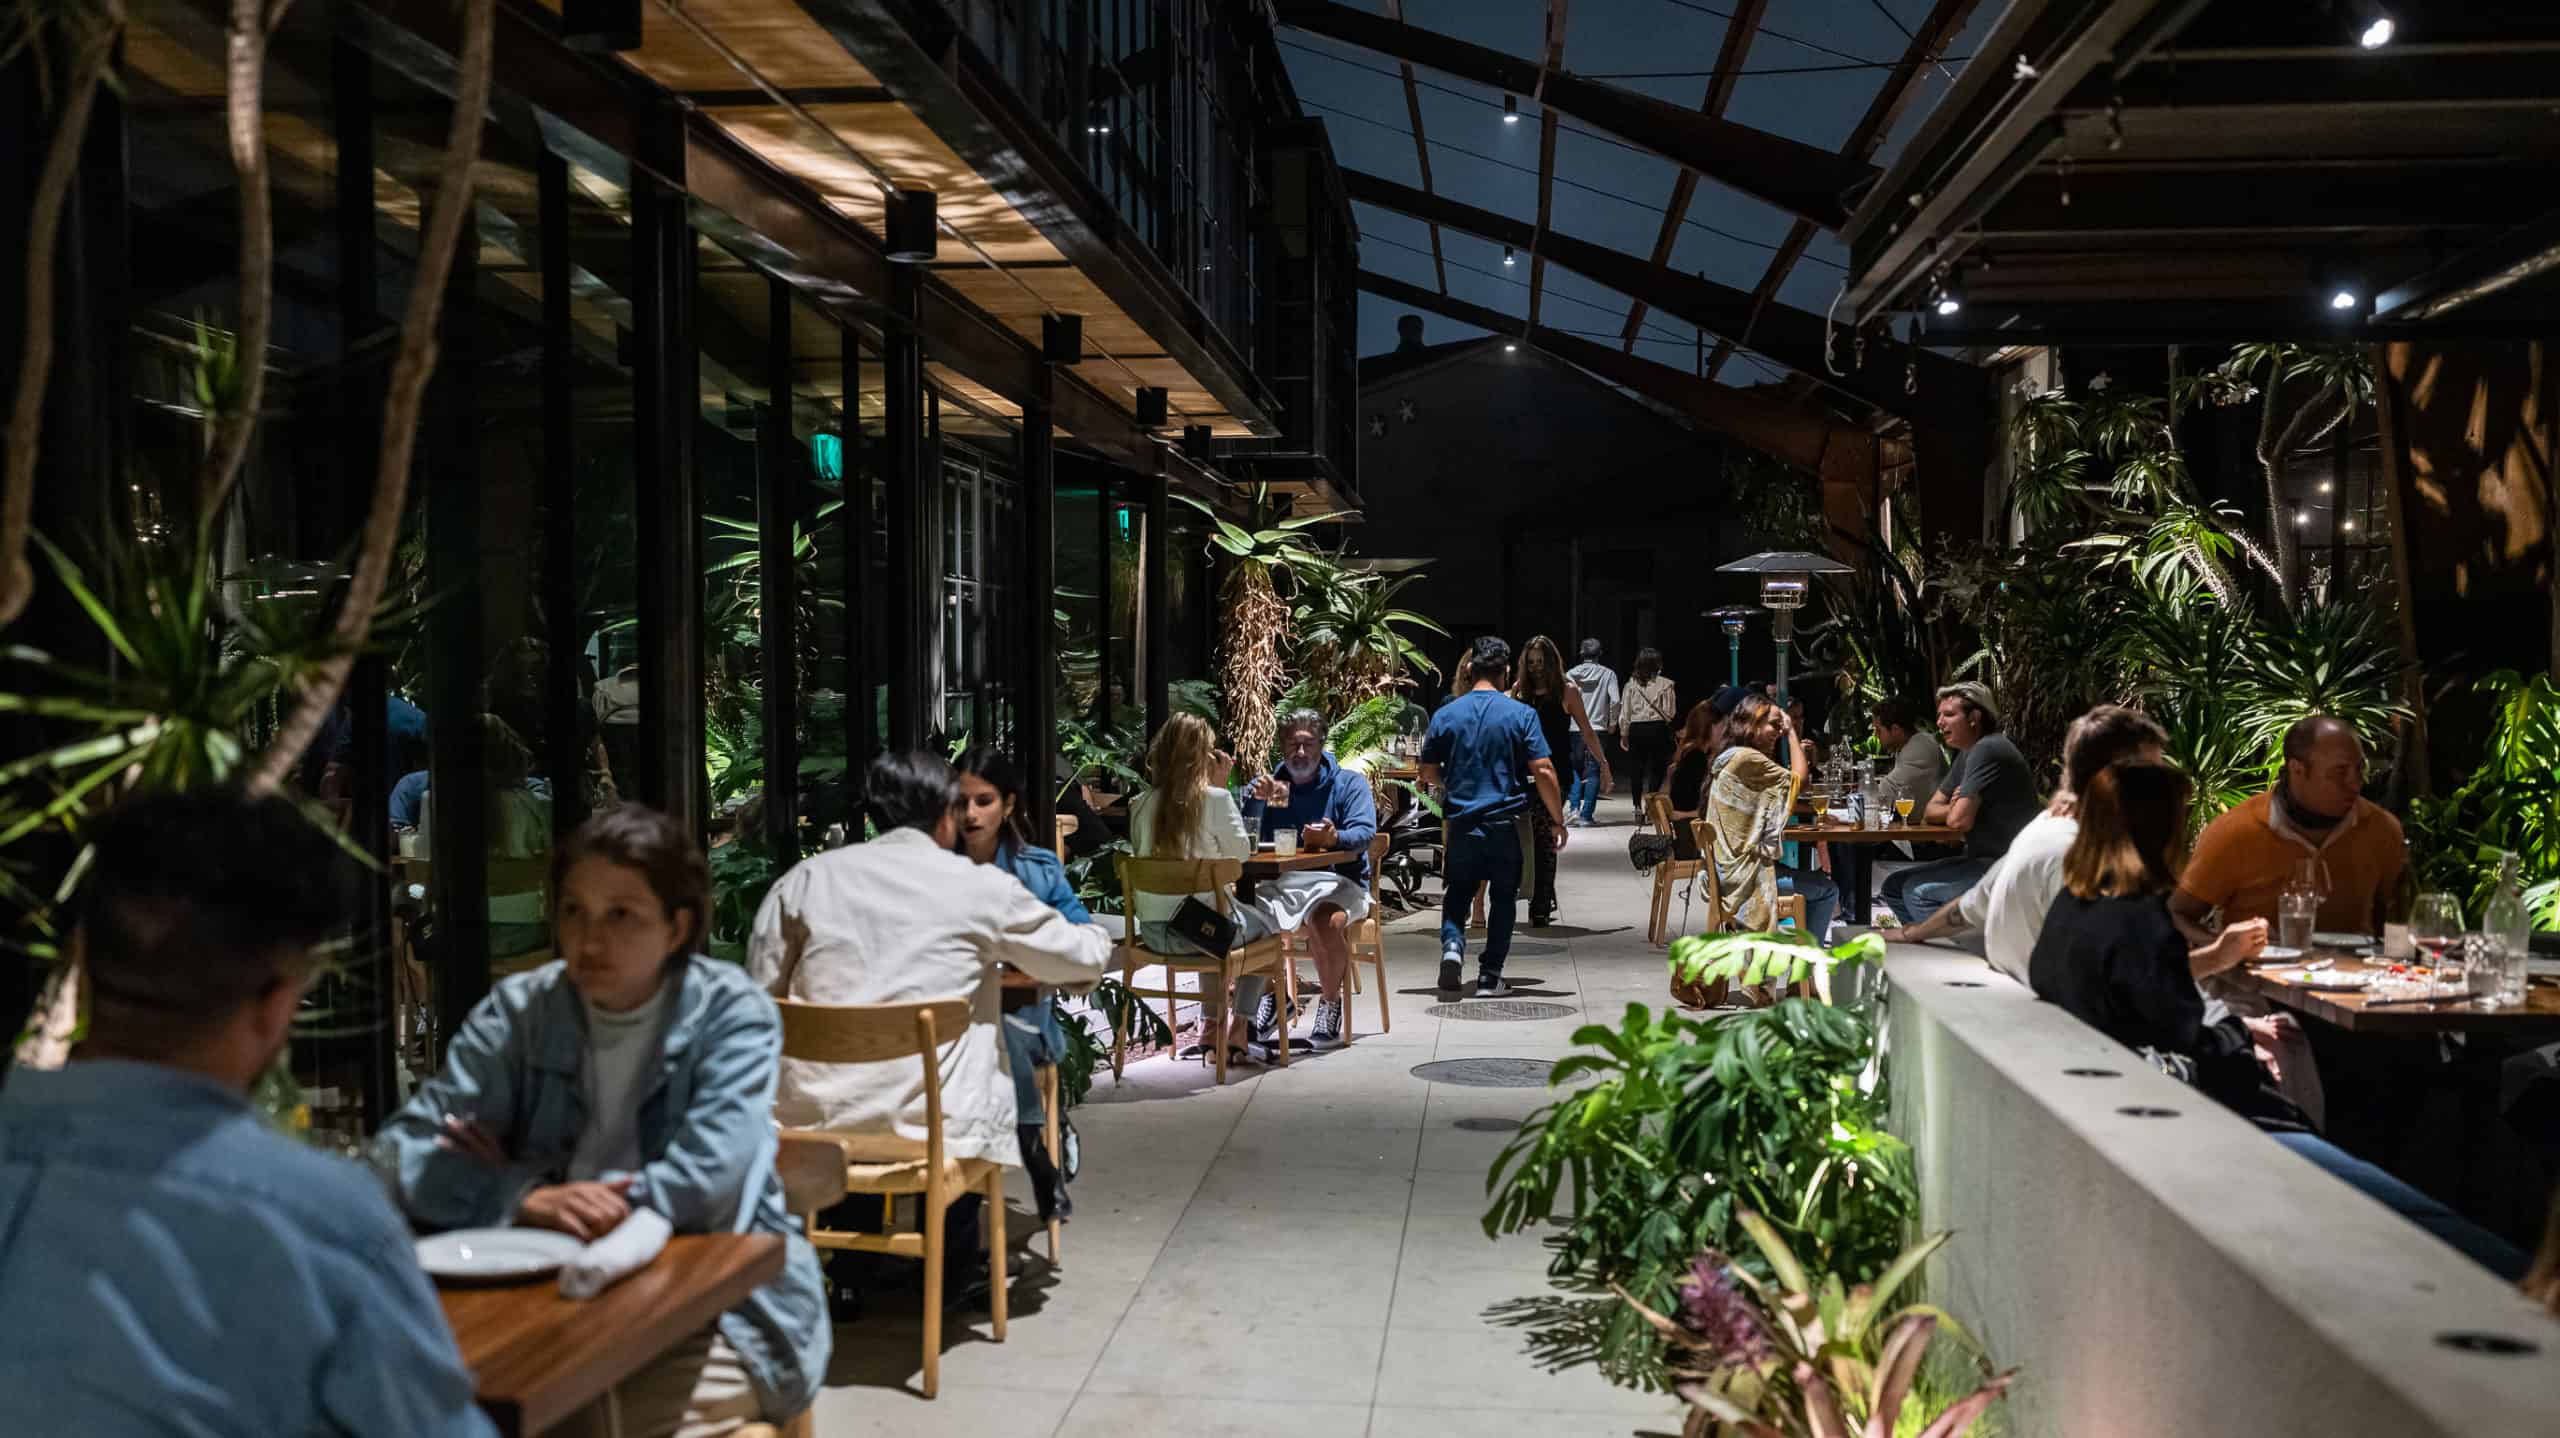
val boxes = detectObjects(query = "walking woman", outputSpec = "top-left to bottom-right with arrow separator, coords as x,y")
376,805 -> 828,1437
955,746 -> 1104,1232
1512,635 -> 1611,925
1618,648 -> 1678,803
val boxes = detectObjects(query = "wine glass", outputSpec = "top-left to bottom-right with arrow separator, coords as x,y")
1893,797 -> 1916,825
2407,892 -> 2464,997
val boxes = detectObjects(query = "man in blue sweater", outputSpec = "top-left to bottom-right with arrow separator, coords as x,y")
1240,708 -> 1378,1048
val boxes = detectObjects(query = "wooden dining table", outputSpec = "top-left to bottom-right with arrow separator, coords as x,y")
436,1232 -> 783,1437
1237,846 -> 1357,902
1778,817 -> 1966,925
2224,953 -> 2560,1037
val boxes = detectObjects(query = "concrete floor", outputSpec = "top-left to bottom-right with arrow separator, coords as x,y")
808,795 -> 1694,1437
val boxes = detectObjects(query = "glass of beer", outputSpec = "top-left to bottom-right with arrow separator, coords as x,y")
1893,797 -> 1915,825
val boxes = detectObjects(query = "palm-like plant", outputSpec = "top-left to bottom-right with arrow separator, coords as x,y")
2223,343 -> 2373,608
1294,565 -> 1443,720
2230,597 -> 2407,772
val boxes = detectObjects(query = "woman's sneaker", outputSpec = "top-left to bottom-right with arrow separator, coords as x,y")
1310,997 -> 1345,1048
1250,990 -> 1281,1045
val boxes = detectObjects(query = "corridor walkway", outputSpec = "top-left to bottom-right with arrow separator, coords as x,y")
812,796 -> 1691,1436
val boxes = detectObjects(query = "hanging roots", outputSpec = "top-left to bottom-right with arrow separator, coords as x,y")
1218,561 -> 1289,770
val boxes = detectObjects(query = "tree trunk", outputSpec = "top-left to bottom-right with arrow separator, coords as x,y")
244,0 -> 496,793
0,3 -> 126,631
2371,345 -> 2431,799
195,0 -> 286,523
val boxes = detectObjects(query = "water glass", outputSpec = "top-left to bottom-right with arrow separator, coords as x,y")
2474,931 -> 2530,1008
1273,829 -> 1298,858
2276,891 -> 2317,953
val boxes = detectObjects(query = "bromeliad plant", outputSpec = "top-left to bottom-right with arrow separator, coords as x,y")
1621,1214 -> 2016,1438
1485,997 -> 1912,1386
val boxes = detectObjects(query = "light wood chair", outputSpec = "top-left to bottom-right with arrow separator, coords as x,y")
1111,857 -> 1289,1086
1645,793 -> 1704,947
1053,813 -> 1079,855
1035,1062 -> 1064,1262
1345,832 -> 1392,1037
776,999 -> 1005,1401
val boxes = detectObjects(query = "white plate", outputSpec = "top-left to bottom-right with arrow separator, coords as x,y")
416,1227 -> 584,1282
2258,945 -> 2304,963
2288,969 -> 2376,992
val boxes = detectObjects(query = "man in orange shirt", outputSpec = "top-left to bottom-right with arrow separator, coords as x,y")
2172,716 -> 2405,940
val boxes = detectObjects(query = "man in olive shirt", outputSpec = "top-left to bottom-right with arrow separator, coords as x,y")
1882,683 -> 2038,925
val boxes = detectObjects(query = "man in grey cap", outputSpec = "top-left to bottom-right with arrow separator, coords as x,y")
1881,682 -> 2038,925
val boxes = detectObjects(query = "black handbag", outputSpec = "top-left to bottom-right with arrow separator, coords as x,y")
1628,830 -> 1674,872
1165,896 -> 1238,957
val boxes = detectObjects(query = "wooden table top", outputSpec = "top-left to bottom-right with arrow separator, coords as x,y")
2227,954 -> 2560,1036
1781,820 -> 1965,845
1240,848 -> 1357,876
437,1232 -> 782,1437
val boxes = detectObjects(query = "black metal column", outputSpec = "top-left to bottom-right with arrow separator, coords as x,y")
1143,473 -> 1169,738
758,276 -> 800,855
425,228 -> 491,1043
1093,469 -> 1114,724
334,39 -> 397,1117
843,326 -> 877,767
884,264 -> 925,752
537,147 -> 584,841
1019,387 -> 1057,835
631,107 -> 703,834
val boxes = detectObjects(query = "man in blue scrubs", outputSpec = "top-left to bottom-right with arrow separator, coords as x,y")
1421,636 -> 1567,996
0,790 -> 495,1436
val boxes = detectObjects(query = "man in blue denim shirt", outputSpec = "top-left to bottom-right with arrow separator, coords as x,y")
1422,636 -> 1566,997
0,790 -> 495,1437
1240,708 -> 1379,1046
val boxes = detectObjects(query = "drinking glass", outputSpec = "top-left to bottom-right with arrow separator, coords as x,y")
1893,797 -> 1916,825
2408,892 -> 2465,996
1273,829 -> 1298,858
2276,890 -> 2317,954
2475,930 -> 2530,1008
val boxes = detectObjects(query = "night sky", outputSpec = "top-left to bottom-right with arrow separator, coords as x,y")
1276,0 -> 2002,383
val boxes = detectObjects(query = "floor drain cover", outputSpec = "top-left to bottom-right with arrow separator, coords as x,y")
1503,940 -> 1567,956
1411,1057 -> 1557,1088
1452,1116 -> 1524,1132
1426,1000 -> 1578,1022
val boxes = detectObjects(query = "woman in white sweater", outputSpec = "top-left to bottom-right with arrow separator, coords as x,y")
1129,713 -> 1276,1064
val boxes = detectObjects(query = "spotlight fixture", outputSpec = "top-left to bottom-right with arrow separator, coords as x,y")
2329,289 -> 2360,311
1042,313 -> 1083,365
1935,295 -> 1962,317
1503,93 -> 1520,124
2343,518 -> 2359,532
2318,480 -> 2333,493
1135,387 -> 1169,428
1504,343 -> 1518,352
561,0 -> 642,52
1181,424 -> 1214,462
884,188 -> 938,263
2358,11 -> 2394,48
2293,510 -> 2309,527
1502,245 -> 1517,266
1087,122 -> 1111,135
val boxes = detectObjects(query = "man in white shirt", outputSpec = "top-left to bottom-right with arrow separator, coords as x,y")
1879,706 -> 2168,983
750,752 -> 1111,1168
1564,640 -> 1621,825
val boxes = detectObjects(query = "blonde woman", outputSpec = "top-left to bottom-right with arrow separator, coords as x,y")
1702,692 -> 1837,939
1512,636 -> 1612,925
1130,714 -> 1277,1065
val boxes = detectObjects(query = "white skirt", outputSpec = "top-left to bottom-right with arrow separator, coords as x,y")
1245,868 -> 1374,933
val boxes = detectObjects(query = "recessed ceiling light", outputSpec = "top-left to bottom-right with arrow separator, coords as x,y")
2329,290 -> 2359,311
1504,343 -> 1518,352
2360,15 -> 2395,49
1935,296 -> 1961,317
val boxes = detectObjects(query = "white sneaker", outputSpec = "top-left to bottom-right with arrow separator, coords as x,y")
1310,997 -> 1345,1048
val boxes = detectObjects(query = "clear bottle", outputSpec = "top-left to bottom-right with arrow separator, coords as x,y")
2481,851 -> 2531,1006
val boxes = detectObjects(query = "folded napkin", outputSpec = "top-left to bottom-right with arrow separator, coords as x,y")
558,1205 -> 672,1299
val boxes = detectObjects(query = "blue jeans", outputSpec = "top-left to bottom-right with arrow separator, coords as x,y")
1778,866 -> 1839,941
2270,1131 -> 2528,1279
1567,746 -> 1601,822
1882,855 -> 1991,926
1003,1001 -> 1067,1126
1441,820 -> 1523,978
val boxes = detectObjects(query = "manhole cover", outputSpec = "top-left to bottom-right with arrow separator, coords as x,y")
1453,1116 -> 1523,1132
1411,1057 -> 1557,1088
1503,940 -> 1567,956
1426,1000 -> 1578,1022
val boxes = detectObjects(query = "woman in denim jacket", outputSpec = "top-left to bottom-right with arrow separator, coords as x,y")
375,806 -> 828,1436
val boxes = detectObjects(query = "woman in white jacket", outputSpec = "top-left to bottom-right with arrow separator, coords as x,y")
1129,713 -> 1276,1065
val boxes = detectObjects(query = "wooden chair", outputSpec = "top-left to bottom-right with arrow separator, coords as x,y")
752,1133 -> 851,1438
1645,793 -> 1704,947
1345,832 -> 1392,1037
776,999 -> 1005,1401
1053,813 -> 1079,855
1111,858 -> 1289,1087
1035,1062 -> 1064,1263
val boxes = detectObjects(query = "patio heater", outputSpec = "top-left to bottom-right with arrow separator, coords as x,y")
1715,551 -> 1852,705
1706,605 -> 1756,688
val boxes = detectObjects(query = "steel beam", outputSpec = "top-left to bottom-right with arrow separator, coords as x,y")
2375,204 -> 2560,324
2073,44 -> 2560,114
1708,0 -> 1979,377
1278,0 -> 1872,228
1356,268 -> 1895,489
1622,0 -> 1763,351
1382,0 -> 1447,294
1345,170 -> 1975,418
1974,163 -> 2549,239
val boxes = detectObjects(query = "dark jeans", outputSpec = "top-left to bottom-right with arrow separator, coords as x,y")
1528,804 -> 1559,920
1832,843 -> 1875,925
1882,854 -> 1991,926
1777,865 -> 1839,940
1441,819 -> 1523,978
2270,1131 -> 2528,1279
1626,721 -> 1673,799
